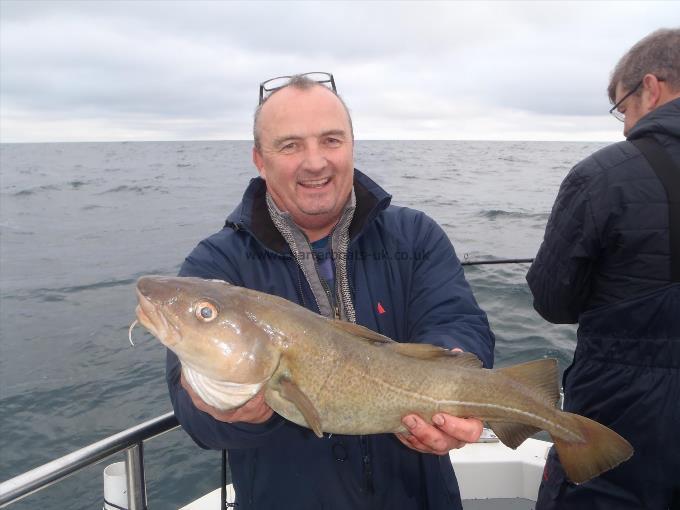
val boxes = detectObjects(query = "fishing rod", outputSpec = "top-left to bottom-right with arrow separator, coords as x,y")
461,257 -> 534,266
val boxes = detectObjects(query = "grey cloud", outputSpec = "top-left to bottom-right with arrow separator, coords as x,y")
1,16 -> 257,118
0,0 -> 675,142
2,1 -> 504,59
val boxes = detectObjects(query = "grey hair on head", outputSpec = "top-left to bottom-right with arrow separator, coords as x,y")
607,28 -> 680,103
253,74 -> 354,151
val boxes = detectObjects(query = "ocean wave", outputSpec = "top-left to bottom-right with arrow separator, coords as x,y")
480,209 -> 549,220
497,155 -> 530,163
27,278 -> 139,303
0,222 -> 35,235
99,184 -> 167,194
68,180 -> 89,189
11,184 -> 60,196
3,268 -> 177,302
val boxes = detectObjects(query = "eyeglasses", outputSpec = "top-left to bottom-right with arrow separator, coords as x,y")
608,77 -> 667,122
609,80 -> 643,122
258,72 -> 336,105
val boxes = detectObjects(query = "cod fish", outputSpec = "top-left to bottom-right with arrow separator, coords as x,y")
135,276 -> 633,484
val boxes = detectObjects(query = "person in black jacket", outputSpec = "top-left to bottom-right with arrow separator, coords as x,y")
167,73 -> 495,509
528,29 -> 680,509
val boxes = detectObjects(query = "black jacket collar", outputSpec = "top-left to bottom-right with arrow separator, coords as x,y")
225,169 -> 392,253
628,97 -> 680,141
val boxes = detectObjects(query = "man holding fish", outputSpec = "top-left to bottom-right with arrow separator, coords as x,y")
164,73 -> 495,509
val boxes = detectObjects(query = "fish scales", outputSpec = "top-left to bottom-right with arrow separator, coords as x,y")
272,330 -> 567,438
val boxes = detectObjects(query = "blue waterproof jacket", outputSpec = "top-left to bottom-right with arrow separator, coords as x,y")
167,169 -> 495,510
527,98 -> 680,508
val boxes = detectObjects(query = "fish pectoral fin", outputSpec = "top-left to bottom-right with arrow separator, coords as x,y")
487,421 -> 542,449
329,320 -> 395,344
496,358 -> 560,406
278,377 -> 323,438
387,343 -> 483,368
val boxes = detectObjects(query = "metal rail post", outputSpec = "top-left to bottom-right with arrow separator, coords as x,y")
125,442 -> 147,510
0,412 -> 178,508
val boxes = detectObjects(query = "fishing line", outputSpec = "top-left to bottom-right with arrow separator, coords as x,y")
461,257 -> 534,266
128,320 -> 138,347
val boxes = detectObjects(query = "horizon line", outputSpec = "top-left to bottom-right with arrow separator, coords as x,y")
0,138 -> 616,145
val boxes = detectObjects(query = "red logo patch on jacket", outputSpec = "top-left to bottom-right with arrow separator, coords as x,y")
377,302 -> 386,315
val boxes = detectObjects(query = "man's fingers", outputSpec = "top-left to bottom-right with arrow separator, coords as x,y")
232,395 -> 273,423
402,414 -> 460,454
396,432 -> 433,454
432,414 -> 483,443
395,433 -> 412,449
222,390 -> 272,423
400,414 -> 483,454
243,391 -> 266,409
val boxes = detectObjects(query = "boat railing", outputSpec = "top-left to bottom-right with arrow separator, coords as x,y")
0,411 -> 180,509
0,258 -> 534,509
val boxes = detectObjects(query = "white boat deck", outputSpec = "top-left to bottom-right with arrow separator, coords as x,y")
180,438 -> 551,509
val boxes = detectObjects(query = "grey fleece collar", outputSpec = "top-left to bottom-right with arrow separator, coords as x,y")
266,189 -> 357,322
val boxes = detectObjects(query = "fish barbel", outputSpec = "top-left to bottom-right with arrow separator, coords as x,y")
135,275 -> 633,484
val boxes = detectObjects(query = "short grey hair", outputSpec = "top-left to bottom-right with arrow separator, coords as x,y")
608,28 -> 680,103
253,74 -> 354,151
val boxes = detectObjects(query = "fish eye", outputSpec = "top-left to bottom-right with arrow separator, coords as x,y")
195,301 -> 218,322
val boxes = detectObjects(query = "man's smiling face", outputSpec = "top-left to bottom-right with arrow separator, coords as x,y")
253,85 -> 354,240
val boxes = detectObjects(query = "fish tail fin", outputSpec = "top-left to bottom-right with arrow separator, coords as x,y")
552,413 -> 633,484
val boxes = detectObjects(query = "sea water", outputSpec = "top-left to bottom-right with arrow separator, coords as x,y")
0,140 -> 607,509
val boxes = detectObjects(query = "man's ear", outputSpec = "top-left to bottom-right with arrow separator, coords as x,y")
252,146 -> 266,179
641,73 -> 663,110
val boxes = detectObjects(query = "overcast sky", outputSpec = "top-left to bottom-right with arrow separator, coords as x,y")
0,1 -> 676,142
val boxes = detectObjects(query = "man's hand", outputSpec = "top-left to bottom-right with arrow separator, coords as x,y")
396,413 -> 483,455
181,373 -> 274,424
396,347 -> 483,455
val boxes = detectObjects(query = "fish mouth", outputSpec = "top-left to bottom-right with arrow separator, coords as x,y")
135,288 -> 180,347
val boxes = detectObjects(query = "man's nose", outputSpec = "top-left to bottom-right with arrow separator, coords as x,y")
302,143 -> 327,171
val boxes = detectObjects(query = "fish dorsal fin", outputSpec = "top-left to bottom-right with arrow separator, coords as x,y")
278,377 -> 323,438
497,358 -> 560,406
329,320 -> 482,368
387,343 -> 483,368
329,319 -> 396,344
487,421 -> 542,449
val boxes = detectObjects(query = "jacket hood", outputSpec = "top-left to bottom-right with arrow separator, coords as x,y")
224,169 -> 392,253
628,97 -> 680,140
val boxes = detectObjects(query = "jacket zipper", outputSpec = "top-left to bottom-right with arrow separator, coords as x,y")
319,277 -> 340,319
308,235 -> 339,319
